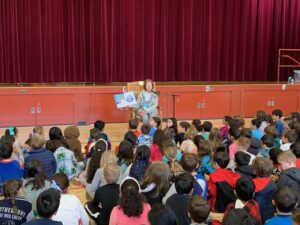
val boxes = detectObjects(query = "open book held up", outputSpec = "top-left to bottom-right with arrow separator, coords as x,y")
114,91 -> 137,109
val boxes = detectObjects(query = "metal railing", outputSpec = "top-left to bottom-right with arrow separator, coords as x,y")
277,49 -> 300,82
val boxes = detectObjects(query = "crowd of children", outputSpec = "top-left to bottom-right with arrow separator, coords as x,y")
2,110 -> 300,225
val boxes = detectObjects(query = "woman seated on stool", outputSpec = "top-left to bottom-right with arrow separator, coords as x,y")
136,79 -> 159,124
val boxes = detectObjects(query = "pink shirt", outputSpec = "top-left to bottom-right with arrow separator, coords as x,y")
109,203 -> 151,225
220,125 -> 229,140
229,142 -> 237,160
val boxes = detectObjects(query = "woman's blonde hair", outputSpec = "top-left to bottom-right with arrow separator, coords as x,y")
100,150 -> 117,168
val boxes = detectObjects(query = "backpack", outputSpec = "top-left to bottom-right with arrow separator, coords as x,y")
215,181 -> 236,212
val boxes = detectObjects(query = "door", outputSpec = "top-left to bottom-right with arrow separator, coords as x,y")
35,94 -> 74,125
0,95 -> 36,126
174,93 -> 202,120
270,90 -> 298,116
242,90 -> 298,117
200,91 -> 232,119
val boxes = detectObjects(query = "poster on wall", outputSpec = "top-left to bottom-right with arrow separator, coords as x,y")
114,91 -> 137,109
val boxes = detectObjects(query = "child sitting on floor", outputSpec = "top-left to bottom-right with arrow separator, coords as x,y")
5,126 -> 24,167
51,173 -> 89,225
85,128 -> 102,158
54,143 -> 84,179
166,173 -> 194,225
0,179 -> 32,225
277,150 -> 300,206
189,196 -> 210,225
252,157 -> 276,223
162,153 -> 206,204
269,148 -> 283,181
86,150 -> 118,199
272,109 -> 284,138
256,110 -> 268,132
163,141 -> 183,177
234,151 -> 254,179
181,153 -> 207,199
128,118 -> 141,137
129,145 -> 151,182
23,159 -> 51,218
223,178 -> 261,225
150,129 -> 166,162
281,130 -> 297,151
264,125 -> 281,148
176,121 -> 190,146
0,137 -> 23,182
138,124 -> 153,147
180,127 -> 198,154
258,134 -> 275,158
251,118 -> 263,140
265,186 -> 298,225
85,163 -> 121,225
235,137 -> 255,164
208,151 -> 240,212
228,128 -> 240,160
94,120 -> 110,145
200,121 -> 212,140
149,116 -> 161,137
220,116 -> 232,141
25,135 -> 56,179
22,188 -> 63,225
197,140 -> 215,175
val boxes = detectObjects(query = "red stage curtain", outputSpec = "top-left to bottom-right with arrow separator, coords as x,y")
0,0 -> 300,83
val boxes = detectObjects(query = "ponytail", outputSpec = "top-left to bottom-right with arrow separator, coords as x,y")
25,159 -> 47,190
11,192 -> 17,214
3,179 -> 22,214
163,141 -> 182,176
169,160 -> 183,176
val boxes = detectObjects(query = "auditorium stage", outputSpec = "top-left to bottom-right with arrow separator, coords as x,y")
0,82 -> 299,127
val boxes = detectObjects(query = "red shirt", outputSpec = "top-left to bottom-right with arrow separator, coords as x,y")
210,200 -> 261,225
85,141 -> 92,157
133,130 -> 142,137
296,159 -> 300,169
208,168 -> 240,211
150,144 -> 163,161
253,177 -> 272,192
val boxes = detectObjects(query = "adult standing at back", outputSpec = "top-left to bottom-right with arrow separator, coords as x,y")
136,79 -> 158,124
